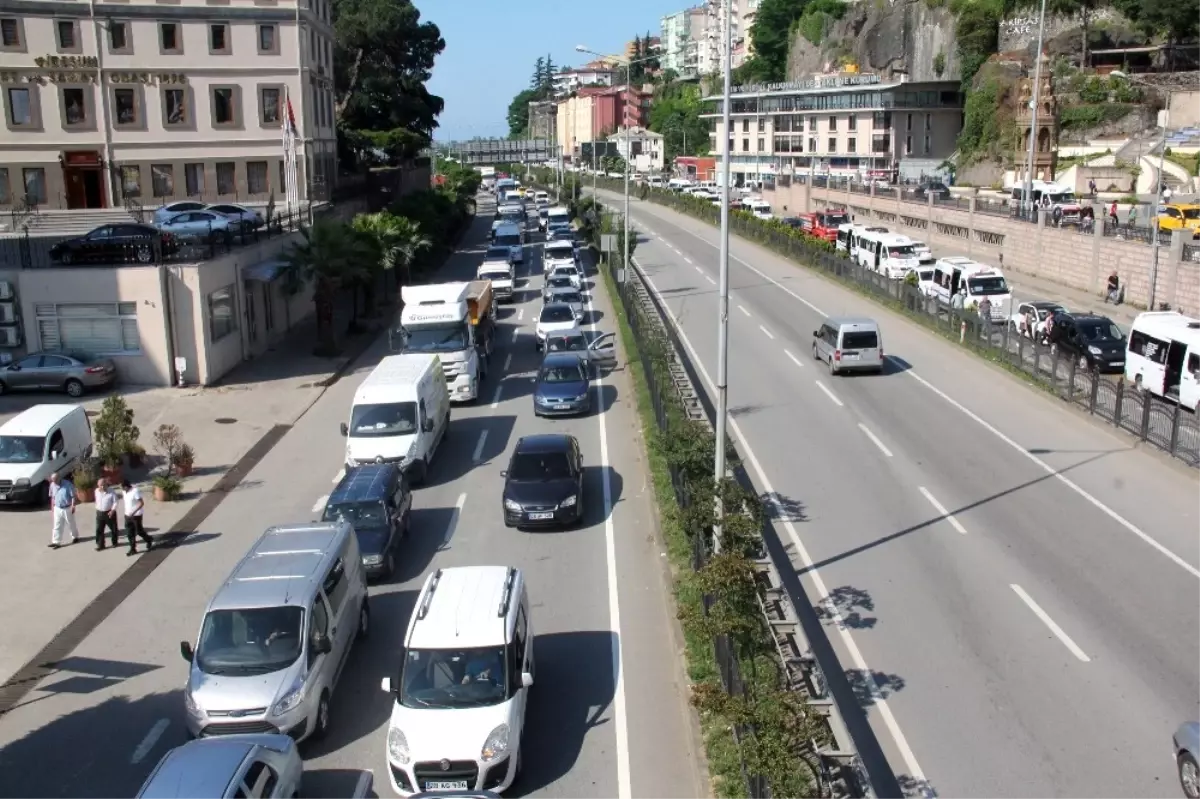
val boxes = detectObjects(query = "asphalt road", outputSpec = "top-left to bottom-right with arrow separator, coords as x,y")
0,198 -> 705,799
594,187 -> 1200,798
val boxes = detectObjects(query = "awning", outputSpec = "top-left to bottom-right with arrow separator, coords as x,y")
243,259 -> 287,282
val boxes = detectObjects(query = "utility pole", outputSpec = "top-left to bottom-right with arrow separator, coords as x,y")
712,0 -> 733,552
1022,0 -> 1048,218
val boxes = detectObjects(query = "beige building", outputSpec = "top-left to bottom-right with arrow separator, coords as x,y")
556,93 -> 598,160
0,0 -> 337,212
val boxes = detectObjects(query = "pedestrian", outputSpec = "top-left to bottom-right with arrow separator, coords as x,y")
48,472 -> 79,549
950,287 -> 965,312
1106,271 -> 1121,305
120,479 -> 152,556
1127,204 -> 1137,226
978,295 -> 993,322
1088,178 -> 1097,196
93,477 -> 120,550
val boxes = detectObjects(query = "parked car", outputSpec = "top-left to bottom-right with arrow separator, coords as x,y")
0,352 -> 117,397
48,223 -> 180,265
501,433 -> 586,529
1045,312 -> 1127,373
1175,721 -> 1199,798
157,209 -> 244,243
1008,300 -> 1069,339
205,203 -> 266,229
153,200 -> 207,225
911,181 -> 951,201
136,734 -> 303,799
532,352 -> 591,417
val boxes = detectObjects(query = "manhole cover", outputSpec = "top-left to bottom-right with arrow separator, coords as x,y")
214,417 -> 237,425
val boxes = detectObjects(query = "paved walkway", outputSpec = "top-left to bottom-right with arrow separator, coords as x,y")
0,295 -> 390,688
1003,271 -> 1139,327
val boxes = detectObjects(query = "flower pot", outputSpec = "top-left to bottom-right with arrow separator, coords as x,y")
175,462 -> 194,478
76,487 -> 95,503
153,485 -> 172,502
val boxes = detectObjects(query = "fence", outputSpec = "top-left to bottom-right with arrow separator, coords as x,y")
600,177 -> 1200,468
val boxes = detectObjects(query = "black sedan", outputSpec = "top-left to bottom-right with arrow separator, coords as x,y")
501,434 -> 585,529
49,223 -> 180,265
911,181 -> 951,200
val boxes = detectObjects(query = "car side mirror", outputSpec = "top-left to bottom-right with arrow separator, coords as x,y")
521,672 -> 534,688
812,330 -> 820,338
422,418 -> 434,433
380,677 -> 393,693
339,422 -> 348,437
180,641 -> 194,662
7,365 -> 18,371
314,633 -> 333,654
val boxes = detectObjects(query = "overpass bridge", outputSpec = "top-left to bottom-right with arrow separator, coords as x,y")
436,138 -> 559,166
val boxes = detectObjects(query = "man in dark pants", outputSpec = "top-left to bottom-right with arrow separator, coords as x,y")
93,477 -> 120,550
120,479 -> 153,555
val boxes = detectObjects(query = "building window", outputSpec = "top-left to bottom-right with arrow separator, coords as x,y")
108,21 -> 129,52
120,165 -> 141,198
160,22 -> 181,53
151,164 -> 174,197
35,302 -> 141,355
23,167 -> 47,204
757,137 -> 764,152
113,87 -> 138,125
260,86 -> 280,125
925,114 -> 932,131
258,24 -> 279,54
61,86 -> 87,126
278,159 -> 287,192
207,286 -> 237,342
209,23 -> 230,54
6,86 -> 34,128
56,20 -> 78,51
0,168 -> 9,203
828,137 -> 836,152
809,137 -> 816,153
905,135 -> 912,155
163,88 -> 186,126
216,162 -> 236,195
247,161 -> 268,194
907,112 -> 913,131
828,115 -> 837,131
741,138 -> 749,152
0,17 -> 21,50
184,163 -> 204,197
847,138 -> 856,154
741,119 -> 749,133
924,134 -> 931,155
848,114 -> 857,131
212,87 -> 237,126
757,118 -> 765,132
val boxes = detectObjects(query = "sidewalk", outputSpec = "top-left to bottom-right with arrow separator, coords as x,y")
1003,271 -> 1139,327
0,294 -> 391,690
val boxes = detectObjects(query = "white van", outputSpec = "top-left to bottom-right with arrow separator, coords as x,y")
546,206 -> 571,230
930,257 -> 1013,322
340,354 -> 450,484
1125,311 -> 1200,411
493,223 -> 524,264
0,404 -> 91,505
855,230 -> 919,279
745,199 -> 772,220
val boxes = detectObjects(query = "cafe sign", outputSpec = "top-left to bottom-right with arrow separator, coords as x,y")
0,55 -> 187,86
732,73 -> 881,94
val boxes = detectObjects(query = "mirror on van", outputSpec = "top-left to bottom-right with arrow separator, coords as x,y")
422,418 -> 434,433
812,330 -> 820,337
314,633 -> 333,654
339,422 -> 349,437
521,672 -> 534,688
380,677 -> 393,693
180,641 -> 194,662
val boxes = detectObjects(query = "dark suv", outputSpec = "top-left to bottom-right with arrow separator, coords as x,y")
1047,312 -> 1127,373
322,463 -> 411,579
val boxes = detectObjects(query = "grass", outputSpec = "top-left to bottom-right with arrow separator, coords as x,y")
1165,151 -> 1200,180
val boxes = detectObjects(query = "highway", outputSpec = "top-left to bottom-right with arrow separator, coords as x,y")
0,198 -> 705,798
593,187 -> 1200,798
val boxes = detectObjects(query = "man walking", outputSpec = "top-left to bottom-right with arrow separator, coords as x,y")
48,472 -> 79,549
93,478 -> 120,550
121,479 -> 152,555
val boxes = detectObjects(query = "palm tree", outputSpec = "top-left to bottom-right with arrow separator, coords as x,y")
280,218 -> 363,356
352,212 -> 432,303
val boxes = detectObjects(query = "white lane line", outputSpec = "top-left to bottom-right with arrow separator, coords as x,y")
130,719 -> 170,764
442,493 -> 467,549
490,385 -> 503,410
759,325 -> 775,340
517,307 -> 525,321
705,275 -> 717,286
633,256 -> 931,792
1010,584 -> 1091,663
814,380 -> 844,407
738,304 -> 751,317
472,429 -> 489,463
917,486 -> 967,534
312,494 -> 329,514
672,247 -> 682,255
512,327 -> 520,342
683,256 -> 693,264
694,264 -> 704,274
784,349 -> 804,369
352,771 -> 373,799
503,353 -> 512,372
331,468 -> 344,485
858,423 -> 894,457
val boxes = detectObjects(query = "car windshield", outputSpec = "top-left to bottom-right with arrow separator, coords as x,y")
918,269 -> 934,281
540,305 -> 575,323
546,244 -> 573,256
968,277 -> 1009,295
547,335 -> 586,352
195,606 -> 304,676
824,213 -> 849,226
842,331 -> 878,349
888,245 -> 915,257
1078,322 -> 1125,342
485,247 -> 510,260
509,451 -> 573,481
348,402 -> 418,437
548,278 -> 573,289
322,500 -> 387,527
540,362 -> 587,383
399,646 -> 508,709
0,435 -> 44,464
480,268 -> 511,281
495,234 -> 521,248
552,268 -> 576,280
539,209 -> 549,218
404,324 -> 468,353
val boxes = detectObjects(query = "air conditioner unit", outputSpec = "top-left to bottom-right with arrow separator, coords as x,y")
0,281 -> 12,300
0,302 -> 15,324
0,326 -> 19,347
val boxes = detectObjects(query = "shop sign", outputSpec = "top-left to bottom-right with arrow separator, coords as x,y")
0,57 -> 187,86
36,55 -> 99,69
732,74 -> 881,95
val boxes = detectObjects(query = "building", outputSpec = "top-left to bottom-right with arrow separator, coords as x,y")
624,36 -> 660,62
556,85 -> 652,161
702,72 -> 965,185
526,100 -> 557,145
551,62 -> 618,98
0,0 -> 337,213
661,7 -> 706,79
700,0 -> 746,76
607,126 -> 665,172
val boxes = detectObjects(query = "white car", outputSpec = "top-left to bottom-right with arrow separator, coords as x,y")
547,262 -> 582,290
910,240 -> 935,264
544,285 -> 585,322
1009,300 -> 1068,339
913,266 -> 937,297
535,303 -> 580,352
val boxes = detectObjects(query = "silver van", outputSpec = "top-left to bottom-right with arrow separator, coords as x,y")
812,317 -> 884,375
180,522 -> 370,743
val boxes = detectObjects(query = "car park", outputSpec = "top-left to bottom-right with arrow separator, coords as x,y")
532,352 -> 591,417
321,463 -> 412,580
136,734 -> 304,799
1045,312 -> 1127,374
812,317 -> 885,375
501,434 -> 585,528
534,304 -> 579,352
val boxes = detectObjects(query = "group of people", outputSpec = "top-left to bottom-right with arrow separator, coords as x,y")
49,472 -> 153,555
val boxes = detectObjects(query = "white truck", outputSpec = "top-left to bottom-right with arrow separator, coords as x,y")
477,247 -> 516,302
393,281 -> 495,403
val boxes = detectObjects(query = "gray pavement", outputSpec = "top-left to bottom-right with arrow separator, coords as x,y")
0,199 -> 705,799
594,187 -> 1200,798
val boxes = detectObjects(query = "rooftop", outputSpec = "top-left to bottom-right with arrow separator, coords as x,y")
1,403 -> 83,436
409,566 -> 518,649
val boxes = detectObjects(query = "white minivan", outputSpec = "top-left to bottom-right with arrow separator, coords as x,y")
0,404 -> 92,505
340,354 -> 450,484
1125,311 -> 1200,411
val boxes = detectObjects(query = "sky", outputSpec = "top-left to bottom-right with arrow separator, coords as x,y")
416,0 -> 687,142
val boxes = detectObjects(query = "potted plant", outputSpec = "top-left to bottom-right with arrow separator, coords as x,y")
153,424 -> 194,477
94,396 -> 139,481
73,459 -> 98,503
174,443 -> 195,477
152,474 -> 182,502
126,441 -> 146,469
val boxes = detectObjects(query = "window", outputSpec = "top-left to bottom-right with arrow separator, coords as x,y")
847,138 -> 856,154
258,24 -> 278,54
0,17 -> 20,49
808,137 -> 816,153
756,137 -> 764,152
923,135 -> 931,155
7,86 -> 33,127
184,163 -> 204,196
212,87 -> 236,125
828,115 -> 837,131
62,87 -> 87,126
757,118 -> 764,132
278,159 -> 287,192
323,558 -> 350,611
259,86 -> 280,124
848,114 -> 857,131
209,23 -> 229,53
0,168 -> 8,203
23,168 -> 46,204
160,22 -> 180,53
120,165 -> 141,197
151,165 -> 174,198
925,114 -> 932,131
207,285 -> 236,341
35,302 -> 140,354
907,112 -> 913,131
216,162 -> 235,194
307,598 -> 328,668
741,119 -> 749,133
113,87 -> 137,125
905,135 -> 912,155
828,137 -> 836,152
56,20 -> 76,50
163,88 -> 186,125
108,21 -> 128,52
247,161 -> 268,194
741,138 -> 749,152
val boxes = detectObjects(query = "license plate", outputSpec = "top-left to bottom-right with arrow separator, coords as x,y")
424,781 -> 469,791
843,352 -> 860,360
554,404 -> 571,410
528,512 -> 554,520
0,492 -> 7,500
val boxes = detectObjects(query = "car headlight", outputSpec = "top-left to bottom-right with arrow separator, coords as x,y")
1087,346 -> 1101,355
504,498 -> 522,512
575,393 -> 588,402
363,554 -> 383,566
184,688 -> 201,715
272,678 -> 305,716
559,494 -> 577,508
387,726 -> 411,765
481,723 -> 510,762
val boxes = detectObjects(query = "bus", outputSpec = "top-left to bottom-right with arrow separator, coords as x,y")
1124,311 -> 1200,411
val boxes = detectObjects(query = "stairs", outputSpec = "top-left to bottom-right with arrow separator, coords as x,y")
18,208 -> 141,237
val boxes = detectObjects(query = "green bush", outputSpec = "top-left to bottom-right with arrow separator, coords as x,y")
1059,103 -> 1138,131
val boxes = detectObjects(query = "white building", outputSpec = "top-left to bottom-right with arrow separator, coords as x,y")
607,127 -> 665,173
660,6 -> 707,79
700,0 -> 746,76
552,64 -> 618,98
0,0 -> 337,212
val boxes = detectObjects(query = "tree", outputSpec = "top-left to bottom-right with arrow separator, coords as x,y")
507,88 -> 537,138
742,0 -> 809,83
351,211 -> 431,309
531,56 -> 547,90
281,219 -> 363,355
1114,0 -> 1200,54
647,82 -> 710,163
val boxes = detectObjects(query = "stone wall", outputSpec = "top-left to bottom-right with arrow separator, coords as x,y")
997,8 -> 1123,53
763,180 -> 1199,315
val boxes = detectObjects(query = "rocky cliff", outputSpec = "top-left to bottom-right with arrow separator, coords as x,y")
786,0 -> 962,83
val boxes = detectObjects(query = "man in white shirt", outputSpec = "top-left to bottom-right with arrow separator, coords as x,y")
93,478 -> 120,551
48,472 -> 80,549
120,479 -> 153,555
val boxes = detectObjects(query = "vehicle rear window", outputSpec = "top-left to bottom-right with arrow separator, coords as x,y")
485,247 -> 510,260
841,331 -> 878,349
494,234 -> 520,247
540,305 -> 575,323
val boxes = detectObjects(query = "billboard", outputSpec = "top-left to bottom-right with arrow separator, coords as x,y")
579,141 -> 620,162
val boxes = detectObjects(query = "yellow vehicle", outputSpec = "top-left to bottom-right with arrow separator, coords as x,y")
1155,203 -> 1200,238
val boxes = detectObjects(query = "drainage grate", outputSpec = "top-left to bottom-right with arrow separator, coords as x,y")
214,417 -> 237,424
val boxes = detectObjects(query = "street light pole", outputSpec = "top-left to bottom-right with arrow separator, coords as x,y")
1022,0 -> 1048,217
712,0 -> 733,551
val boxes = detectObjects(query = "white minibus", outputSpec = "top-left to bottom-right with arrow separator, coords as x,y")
1124,311 -> 1200,411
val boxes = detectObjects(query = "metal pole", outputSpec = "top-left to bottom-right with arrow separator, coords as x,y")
713,0 -> 733,551
1148,100 -> 1170,310
1022,0 -> 1048,218
623,66 -> 630,276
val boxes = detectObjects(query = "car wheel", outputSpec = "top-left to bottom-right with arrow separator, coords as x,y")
829,358 -> 837,376
64,379 -> 84,398
59,251 -> 74,265
357,600 -> 370,640
313,691 -> 331,739
1180,752 -> 1200,799
811,342 -> 819,360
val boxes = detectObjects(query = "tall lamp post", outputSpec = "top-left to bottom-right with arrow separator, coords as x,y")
1022,0 -> 1048,217
709,0 -> 733,549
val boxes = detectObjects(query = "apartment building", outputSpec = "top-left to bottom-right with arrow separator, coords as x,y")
556,85 -> 652,161
0,0 -> 337,213
700,0 -> 745,75
552,62 -> 618,98
661,6 -> 706,79
607,126 -> 664,172
702,73 -> 965,184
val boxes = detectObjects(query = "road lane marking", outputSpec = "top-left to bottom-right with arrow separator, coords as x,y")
694,265 -> 704,274
331,468 -> 344,485
784,349 -> 804,368
918,486 -> 966,534
632,256 -> 931,792
1010,584 -> 1091,662
442,493 -> 467,549
352,771 -> 373,799
759,325 -> 775,340
672,247 -> 681,255
858,424 -> 894,457
489,384 -> 503,409
503,353 -> 512,372
512,327 -> 520,342
130,719 -> 169,764
683,256 -> 692,264
814,380 -> 844,407
312,495 -> 329,514
738,304 -> 751,317
472,429 -> 489,462
517,307 -> 525,321
705,275 -> 717,286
